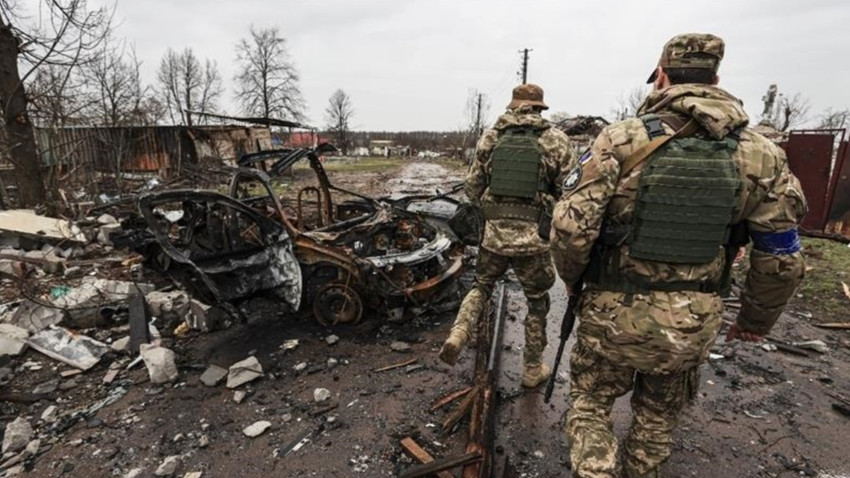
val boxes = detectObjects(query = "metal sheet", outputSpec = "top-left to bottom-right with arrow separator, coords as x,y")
825,141 -> 850,239
784,132 -> 835,231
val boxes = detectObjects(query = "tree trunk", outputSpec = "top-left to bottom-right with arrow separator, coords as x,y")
0,20 -> 46,208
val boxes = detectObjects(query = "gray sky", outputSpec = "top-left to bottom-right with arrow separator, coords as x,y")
95,0 -> 849,131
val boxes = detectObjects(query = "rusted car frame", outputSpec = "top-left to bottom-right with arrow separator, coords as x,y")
134,189 -> 302,321
229,146 -> 464,325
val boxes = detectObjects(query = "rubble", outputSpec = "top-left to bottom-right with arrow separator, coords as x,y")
793,340 -> 829,353
96,213 -> 118,225
0,323 -> 29,356
233,390 -> 247,404
111,336 -> 130,352
199,365 -> 228,387
103,369 -> 120,384
40,405 -> 58,422
281,339 -> 299,351
314,388 -> 331,403
154,455 -> 181,476
226,356 -> 263,388
325,334 -> 340,346
32,379 -> 58,394
243,421 -> 272,438
8,300 -> 67,334
140,344 -> 179,383
390,341 -> 412,352
187,299 -> 226,332
0,210 -> 86,246
26,327 -> 109,370
124,468 -> 144,478
1,416 -> 33,455
0,258 -> 25,279
51,278 -> 154,328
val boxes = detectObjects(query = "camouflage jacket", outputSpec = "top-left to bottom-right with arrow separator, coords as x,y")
551,84 -> 806,373
467,108 -> 574,256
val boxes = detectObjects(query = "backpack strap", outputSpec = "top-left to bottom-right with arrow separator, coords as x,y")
620,117 -> 700,177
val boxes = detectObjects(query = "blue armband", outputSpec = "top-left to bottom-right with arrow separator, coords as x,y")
750,229 -> 801,255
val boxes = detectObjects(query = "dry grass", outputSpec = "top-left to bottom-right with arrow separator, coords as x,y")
796,237 -> 850,320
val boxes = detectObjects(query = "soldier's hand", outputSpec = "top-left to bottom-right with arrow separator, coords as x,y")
725,324 -> 765,342
565,284 -> 574,296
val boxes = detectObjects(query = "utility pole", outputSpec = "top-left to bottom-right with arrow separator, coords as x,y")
519,48 -> 532,84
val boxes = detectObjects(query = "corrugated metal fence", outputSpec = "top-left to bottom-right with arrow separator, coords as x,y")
783,129 -> 850,241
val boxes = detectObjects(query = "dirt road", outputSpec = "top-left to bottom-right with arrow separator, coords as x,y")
4,159 -> 850,478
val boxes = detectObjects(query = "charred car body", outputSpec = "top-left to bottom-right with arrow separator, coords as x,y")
119,143 -> 466,327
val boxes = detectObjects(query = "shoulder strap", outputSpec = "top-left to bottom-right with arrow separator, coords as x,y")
620,118 -> 700,177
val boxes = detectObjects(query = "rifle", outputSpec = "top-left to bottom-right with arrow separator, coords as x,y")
544,279 -> 583,404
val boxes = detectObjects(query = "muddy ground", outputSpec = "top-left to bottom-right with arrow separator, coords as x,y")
2,159 -> 850,478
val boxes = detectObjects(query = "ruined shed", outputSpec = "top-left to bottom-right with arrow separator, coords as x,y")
32,125 -> 272,179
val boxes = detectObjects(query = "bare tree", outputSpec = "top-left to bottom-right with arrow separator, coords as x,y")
156,48 -> 222,126
460,88 -> 490,160
324,89 -> 354,154
610,86 -> 648,121
83,41 -> 144,126
27,63 -> 86,126
776,92 -> 810,132
818,108 -> 850,131
0,0 -> 111,208
234,26 -> 305,122
132,94 -> 167,126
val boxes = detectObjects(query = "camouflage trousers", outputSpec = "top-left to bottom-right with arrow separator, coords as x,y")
567,340 -> 700,478
452,248 -> 555,366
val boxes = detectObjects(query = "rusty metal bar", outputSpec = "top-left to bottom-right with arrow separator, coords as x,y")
462,281 -> 507,478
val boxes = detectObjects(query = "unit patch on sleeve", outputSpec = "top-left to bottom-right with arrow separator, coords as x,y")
562,166 -> 582,192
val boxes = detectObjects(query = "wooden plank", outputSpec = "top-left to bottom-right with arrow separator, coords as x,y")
430,387 -> 473,412
372,358 -> 417,373
400,437 -> 454,478
442,384 -> 479,432
398,452 -> 481,478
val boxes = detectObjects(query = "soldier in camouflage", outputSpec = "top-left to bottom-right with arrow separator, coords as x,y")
551,34 -> 806,477
439,84 -> 574,388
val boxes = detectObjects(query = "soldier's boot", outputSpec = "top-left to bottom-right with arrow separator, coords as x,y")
438,328 -> 470,366
521,363 -> 551,388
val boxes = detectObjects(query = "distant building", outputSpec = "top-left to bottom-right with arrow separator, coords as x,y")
274,131 -> 331,149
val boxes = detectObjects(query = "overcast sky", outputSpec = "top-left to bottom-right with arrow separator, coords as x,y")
86,0 -> 849,131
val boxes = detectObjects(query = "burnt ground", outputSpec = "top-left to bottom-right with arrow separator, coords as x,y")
2,158 -> 850,478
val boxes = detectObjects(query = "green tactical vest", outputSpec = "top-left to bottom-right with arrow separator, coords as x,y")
488,126 -> 545,200
628,115 -> 742,264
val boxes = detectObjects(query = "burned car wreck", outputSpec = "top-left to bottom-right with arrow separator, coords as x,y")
117,144 -> 466,327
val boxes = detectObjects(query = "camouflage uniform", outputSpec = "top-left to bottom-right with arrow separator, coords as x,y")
444,84 -> 574,375
551,34 -> 806,477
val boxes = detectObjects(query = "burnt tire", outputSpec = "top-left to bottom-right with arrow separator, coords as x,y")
312,282 -> 363,327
